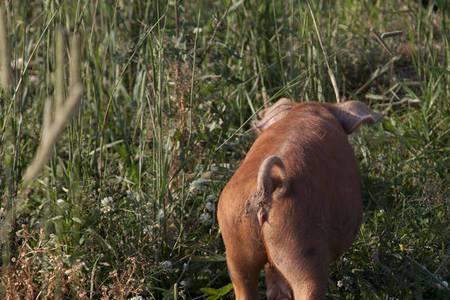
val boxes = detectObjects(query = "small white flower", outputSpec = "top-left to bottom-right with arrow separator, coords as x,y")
56,199 -> 66,207
101,196 -> 113,205
337,276 -> 351,289
100,196 -> 113,214
193,27 -> 202,34
128,296 -> 144,300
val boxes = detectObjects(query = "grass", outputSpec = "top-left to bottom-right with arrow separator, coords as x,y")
0,0 -> 449,299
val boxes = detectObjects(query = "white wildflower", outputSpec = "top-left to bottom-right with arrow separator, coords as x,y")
100,196 -> 113,214
193,27 -> 202,34
337,276 -> 351,290
56,199 -> 66,207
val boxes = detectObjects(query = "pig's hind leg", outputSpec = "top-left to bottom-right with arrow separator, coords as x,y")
265,263 -> 293,299
262,199 -> 329,300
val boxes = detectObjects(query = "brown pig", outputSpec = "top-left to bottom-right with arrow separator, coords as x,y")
217,99 -> 382,299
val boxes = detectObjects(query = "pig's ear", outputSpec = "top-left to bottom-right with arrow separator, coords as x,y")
325,101 -> 383,134
258,97 -> 292,118
252,98 -> 294,133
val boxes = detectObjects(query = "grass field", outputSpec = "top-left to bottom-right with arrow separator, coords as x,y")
0,0 -> 449,299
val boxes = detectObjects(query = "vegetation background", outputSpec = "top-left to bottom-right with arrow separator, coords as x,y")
0,0 -> 449,299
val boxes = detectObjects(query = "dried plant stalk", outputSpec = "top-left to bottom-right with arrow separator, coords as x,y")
0,6 -> 11,90
55,27 -> 65,112
0,5 -> 12,269
23,84 -> 83,183
22,32 -> 83,184
69,33 -> 81,89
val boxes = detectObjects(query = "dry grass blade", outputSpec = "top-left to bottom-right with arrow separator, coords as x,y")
0,6 -> 11,90
55,27 -> 65,112
23,84 -> 83,183
22,33 -> 83,184
381,30 -> 403,39
306,0 -> 340,103
371,29 -> 394,57
69,33 -> 81,89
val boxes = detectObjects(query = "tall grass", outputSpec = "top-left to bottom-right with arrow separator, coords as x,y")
0,0 -> 449,299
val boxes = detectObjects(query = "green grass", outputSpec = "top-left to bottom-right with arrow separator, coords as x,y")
1,0 -> 449,299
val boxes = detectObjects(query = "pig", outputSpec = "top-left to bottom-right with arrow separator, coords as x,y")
217,99 -> 382,299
